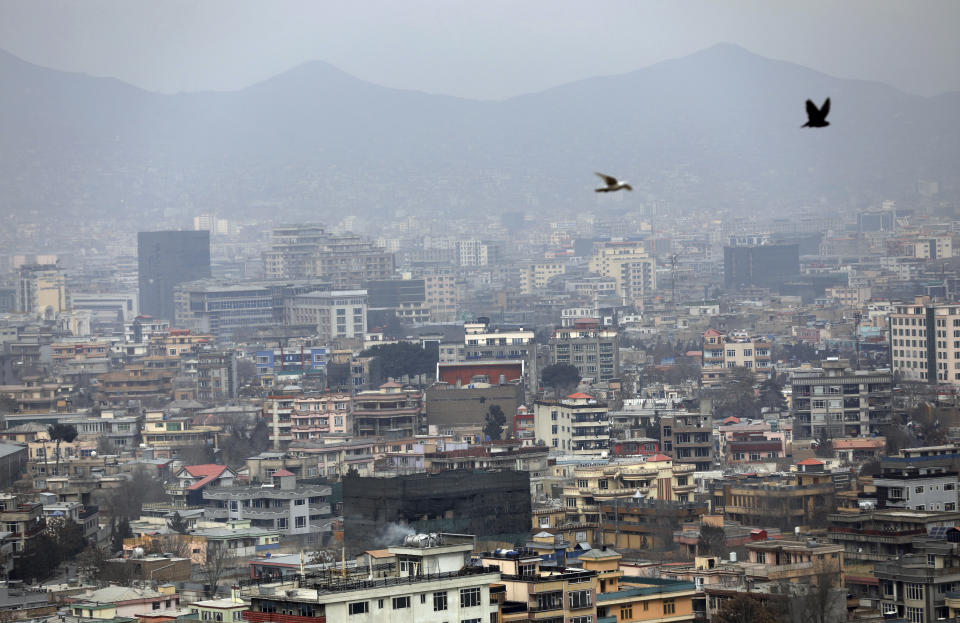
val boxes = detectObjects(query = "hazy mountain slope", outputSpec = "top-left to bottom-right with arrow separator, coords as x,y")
0,44 -> 955,221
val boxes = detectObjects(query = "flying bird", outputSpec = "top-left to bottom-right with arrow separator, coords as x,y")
595,172 -> 633,193
803,98 -> 831,128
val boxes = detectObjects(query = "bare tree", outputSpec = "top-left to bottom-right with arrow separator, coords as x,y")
201,541 -> 233,597
782,573 -> 846,623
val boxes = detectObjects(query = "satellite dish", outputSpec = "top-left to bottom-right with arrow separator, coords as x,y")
90,451 -> 97,457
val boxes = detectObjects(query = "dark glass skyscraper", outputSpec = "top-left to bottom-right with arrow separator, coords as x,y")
138,231 -> 210,322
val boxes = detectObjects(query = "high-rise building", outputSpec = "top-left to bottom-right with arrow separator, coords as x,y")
138,231 -> 210,323
16,264 -> 68,319
285,290 -> 368,340
890,296 -> 960,385
263,224 -> 327,280
588,241 -> 656,304
549,319 -> 620,383
789,359 -> 892,440
723,242 -> 799,289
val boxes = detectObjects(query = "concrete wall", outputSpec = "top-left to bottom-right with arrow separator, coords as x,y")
425,384 -> 522,428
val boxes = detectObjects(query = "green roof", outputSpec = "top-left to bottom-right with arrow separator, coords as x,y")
596,580 -> 697,602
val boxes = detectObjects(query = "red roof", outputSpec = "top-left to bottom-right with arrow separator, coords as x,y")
182,464 -> 229,490
723,416 -> 740,424
566,392 -> 594,399
797,458 -> 825,466
648,454 -> 673,462
272,469 -> 295,477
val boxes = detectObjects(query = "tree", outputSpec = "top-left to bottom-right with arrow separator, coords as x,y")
202,541 -> 233,597
75,545 -> 110,585
710,367 -> 761,420
697,524 -> 726,557
47,423 -> 78,476
104,467 -> 166,524
483,405 -> 507,441
359,342 -> 438,385
713,593 -> 780,623
325,362 -> 351,390
96,436 -> 117,456
540,364 -> 581,396
167,511 -> 190,534
783,574 -> 846,623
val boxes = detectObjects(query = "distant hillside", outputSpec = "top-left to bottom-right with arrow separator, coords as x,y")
0,43 -> 956,222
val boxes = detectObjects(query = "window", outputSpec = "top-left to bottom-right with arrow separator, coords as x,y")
569,617 -> 593,623
460,587 -> 481,608
905,583 -> 923,600
620,604 -> 633,619
392,596 -> 410,609
295,516 -> 306,528
906,607 -> 924,623
460,619 -> 482,623
433,591 -> 448,611
568,589 -> 592,609
664,598 -> 676,615
348,602 -> 368,615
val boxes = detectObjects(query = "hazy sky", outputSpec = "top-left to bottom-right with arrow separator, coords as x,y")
1,0 -> 958,99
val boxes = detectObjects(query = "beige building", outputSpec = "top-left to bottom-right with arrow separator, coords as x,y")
520,260 -> 566,294
285,290 -> 368,340
890,296 -> 960,385
17,264 -> 68,319
561,455 -> 696,524
588,241 -> 656,304
825,285 -> 872,307
533,393 -> 609,454
422,272 -> 458,322
701,328 -> 772,387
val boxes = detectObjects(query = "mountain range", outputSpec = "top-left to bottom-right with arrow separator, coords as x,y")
0,43 -> 956,223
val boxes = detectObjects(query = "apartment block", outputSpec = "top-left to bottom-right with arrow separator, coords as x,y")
660,412 -> 715,471
890,296 -> 960,385
588,241 -> 657,304
789,359 -> 892,440
520,260 -> 566,294
550,319 -> 620,383
533,393 -> 609,454
285,290 -> 368,340
701,328 -> 771,387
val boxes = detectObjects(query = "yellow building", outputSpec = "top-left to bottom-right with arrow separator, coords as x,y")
580,547 -> 697,622
562,456 -> 697,524
520,260 -> 567,294
588,242 -> 656,304
17,264 -> 67,319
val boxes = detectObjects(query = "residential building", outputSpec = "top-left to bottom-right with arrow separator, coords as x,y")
353,382 -> 423,439
709,461 -> 836,531
660,412 -> 715,471
0,493 -> 45,555
740,538 -> 843,586
314,234 -> 396,288
263,224 -> 328,280
174,282 -> 274,341
290,393 -> 352,440
166,464 -> 237,507
550,319 -> 620,383
561,455 -> 697,524
185,595 -> 248,623
533,393 -> 610,454
202,470 -> 331,535
141,411 -> 220,454
789,359 -> 892,440
16,263 -> 68,319
196,350 -> 238,403
588,241 -> 657,304
241,534 -> 499,623
285,289 -> 368,340
874,467 -> 959,512
890,296 -> 960,385
463,320 -> 537,388
599,499 -> 708,551
421,271 -> 458,322
875,537 -> 960,622
255,345 -> 328,376
520,260 -> 566,294
700,328 -> 772,387
366,278 -> 430,325
138,230 -> 211,322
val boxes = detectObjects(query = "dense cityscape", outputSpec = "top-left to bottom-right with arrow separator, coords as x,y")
1,3 -> 960,623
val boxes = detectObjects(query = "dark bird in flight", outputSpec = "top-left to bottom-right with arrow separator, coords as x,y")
803,98 -> 831,128
595,172 -> 633,192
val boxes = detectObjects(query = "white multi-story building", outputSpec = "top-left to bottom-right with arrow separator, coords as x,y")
588,241 -> 656,304
285,290 -> 368,340
201,471 -> 331,536
241,534 -> 499,623
889,296 -> 960,385
533,393 -> 610,454
701,328 -> 772,387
